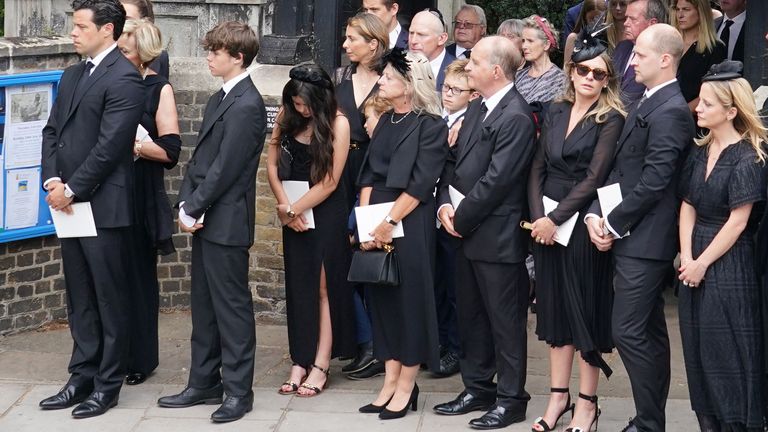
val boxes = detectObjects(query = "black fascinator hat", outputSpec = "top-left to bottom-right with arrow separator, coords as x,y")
571,12 -> 611,63
379,47 -> 410,77
701,60 -> 743,82
289,63 -> 334,90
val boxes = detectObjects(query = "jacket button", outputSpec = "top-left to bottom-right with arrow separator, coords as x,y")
59,143 -> 64,148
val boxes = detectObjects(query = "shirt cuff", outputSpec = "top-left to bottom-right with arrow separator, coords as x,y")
437,203 -> 453,219
583,213 -> 600,224
43,177 -> 62,190
64,184 -> 76,198
178,203 -> 197,228
603,216 -> 623,238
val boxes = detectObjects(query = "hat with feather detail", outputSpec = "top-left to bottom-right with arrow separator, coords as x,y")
571,12 -> 611,63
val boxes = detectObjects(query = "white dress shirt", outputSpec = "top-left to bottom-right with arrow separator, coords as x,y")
480,81 -> 515,121
454,45 -> 469,59
429,48 -> 447,82
389,23 -> 402,49
442,107 -> 467,128
716,10 -> 745,61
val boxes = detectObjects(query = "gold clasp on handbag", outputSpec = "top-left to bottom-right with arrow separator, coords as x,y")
382,243 -> 395,252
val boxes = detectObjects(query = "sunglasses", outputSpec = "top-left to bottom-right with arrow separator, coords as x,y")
572,63 -> 610,81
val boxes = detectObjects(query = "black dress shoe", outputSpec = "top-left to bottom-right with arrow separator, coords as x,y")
620,418 -> 638,432
211,392 -> 254,423
39,383 -> 94,410
157,384 -> 224,408
347,359 -> 385,380
342,342 -> 376,374
71,392 -> 119,419
125,372 -> 148,385
433,391 -> 494,416
432,351 -> 460,378
468,405 -> 525,429
379,383 -> 419,420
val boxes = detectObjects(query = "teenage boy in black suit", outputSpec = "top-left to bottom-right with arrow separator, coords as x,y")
157,21 -> 267,424
40,0 -> 144,419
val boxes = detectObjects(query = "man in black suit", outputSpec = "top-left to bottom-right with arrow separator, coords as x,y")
585,24 -> 695,432
361,0 -> 408,49
156,22 -> 266,423
434,36 -> 536,430
39,0 -> 144,419
714,0 -> 746,62
409,10 -> 456,92
446,4 -> 486,60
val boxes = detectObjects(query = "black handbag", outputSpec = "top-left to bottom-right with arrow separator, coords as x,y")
347,244 -> 400,286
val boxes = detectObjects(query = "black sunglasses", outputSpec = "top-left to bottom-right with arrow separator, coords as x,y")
572,63 -> 610,81
423,7 -> 446,28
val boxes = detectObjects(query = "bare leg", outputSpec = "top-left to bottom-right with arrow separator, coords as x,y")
533,345 -> 575,431
372,360 -> 401,406
386,364 -> 419,411
298,265 -> 333,396
280,364 -> 307,393
566,355 -> 599,430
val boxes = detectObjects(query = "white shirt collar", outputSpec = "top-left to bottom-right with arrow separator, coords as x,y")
389,23 -> 402,49
442,107 -> 467,127
643,78 -> 677,99
455,45 -> 468,59
481,82 -> 515,120
86,43 -> 117,74
221,70 -> 251,98
722,9 -> 746,24
429,48 -> 447,82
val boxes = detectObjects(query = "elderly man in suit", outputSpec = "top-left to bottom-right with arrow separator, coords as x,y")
586,24 -> 695,432
446,4 -> 487,60
409,9 -> 456,92
39,0 -> 144,418
714,0 -> 746,62
361,0 -> 408,49
434,36 -> 536,430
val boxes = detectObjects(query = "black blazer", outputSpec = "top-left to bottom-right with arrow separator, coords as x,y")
714,16 -> 745,63
178,77 -> 267,247
358,113 -> 448,203
435,49 -> 457,93
394,26 -> 409,50
42,48 -> 144,228
528,102 -> 624,225
437,86 -> 537,264
446,43 -> 470,59
590,82 -> 695,261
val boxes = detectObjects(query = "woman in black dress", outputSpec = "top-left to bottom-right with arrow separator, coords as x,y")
528,31 -> 625,432
267,64 -> 355,397
356,49 -> 447,420
117,19 -> 181,385
678,61 -> 767,432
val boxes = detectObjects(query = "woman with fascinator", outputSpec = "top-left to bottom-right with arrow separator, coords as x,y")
356,48 -> 448,419
266,63 -> 356,397
527,23 -> 625,432
677,60 -> 767,432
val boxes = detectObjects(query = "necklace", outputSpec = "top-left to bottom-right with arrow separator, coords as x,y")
390,111 -> 412,124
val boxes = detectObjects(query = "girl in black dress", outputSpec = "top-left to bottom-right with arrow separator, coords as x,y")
267,64 -> 355,397
356,49 -> 447,420
678,61 -> 767,432
528,30 -> 625,432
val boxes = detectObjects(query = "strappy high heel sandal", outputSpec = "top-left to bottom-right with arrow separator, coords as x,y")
532,387 -> 574,431
565,393 -> 600,432
296,364 -> 330,398
277,363 -> 306,395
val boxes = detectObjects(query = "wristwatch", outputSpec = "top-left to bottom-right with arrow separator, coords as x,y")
287,206 -> 296,219
63,185 -> 74,199
385,215 -> 398,226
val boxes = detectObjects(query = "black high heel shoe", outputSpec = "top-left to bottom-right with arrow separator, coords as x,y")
565,393 -> 600,432
532,387 -> 574,431
379,383 -> 419,420
359,395 -> 393,413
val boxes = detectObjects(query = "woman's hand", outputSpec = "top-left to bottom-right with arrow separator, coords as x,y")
286,215 -> 309,232
678,259 -> 707,288
276,204 -> 292,226
360,240 -> 377,251
530,217 -> 556,246
370,220 -> 394,248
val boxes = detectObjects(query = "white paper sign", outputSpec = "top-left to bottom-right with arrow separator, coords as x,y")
4,84 -> 52,169
281,180 -> 315,229
542,196 -> 578,247
4,167 -> 40,229
597,183 -> 629,236
354,202 -> 404,242
50,202 -> 97,238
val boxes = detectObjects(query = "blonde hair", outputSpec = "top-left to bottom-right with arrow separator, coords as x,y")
558,52 -> 627,123
122,18 -> 163,68
390,52 -> 442,117
444,58 -> 470,84
363,94 -> 392,118
346,12 -> 389,70
696,79 -> 768,163
605,3 -> 622,50
671,0 -> 718,54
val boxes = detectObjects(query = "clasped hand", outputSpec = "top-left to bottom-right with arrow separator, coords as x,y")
276,204 -> 309,232
678,256 -> 706,288
45,181 -> 73,214
530,217 -> 556,246
360,220 -> 394,251
438,206 -> 462,238
586,217 -> 614,251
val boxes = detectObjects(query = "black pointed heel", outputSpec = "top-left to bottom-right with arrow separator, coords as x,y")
532,387 -> 574,431
379,383 -> 419,420
565,393 -> 600,432
359,395 -> 393,413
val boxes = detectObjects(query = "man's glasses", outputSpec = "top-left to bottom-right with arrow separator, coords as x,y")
442,84 -> 473,96
453,21 -> 482,29
572,63 -> 610,81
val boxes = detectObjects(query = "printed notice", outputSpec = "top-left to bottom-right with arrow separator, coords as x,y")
4,167 -> 40,229
4,84 -> 52,169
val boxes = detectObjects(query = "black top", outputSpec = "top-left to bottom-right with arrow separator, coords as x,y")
677,41 -> 727,103
335,64 -> 379,144
279,135 -> 313,183
363,111 -> 419,185
149,50 -> 170,79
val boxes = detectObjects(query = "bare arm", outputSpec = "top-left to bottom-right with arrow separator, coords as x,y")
137,84 -> 179,163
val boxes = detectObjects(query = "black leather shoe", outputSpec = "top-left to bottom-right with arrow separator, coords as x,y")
347,359 -> 385,380
71,392 -> 119,419
468,405 -> 525,429
125,372 -> 148,385
433,391 -> 494,416
157,384 -> 224,408
342,342 -> 375,374
39,383 -> 94,410
620,418 -> 638,432
210,392 -> 254,423
432,351 -> 460,378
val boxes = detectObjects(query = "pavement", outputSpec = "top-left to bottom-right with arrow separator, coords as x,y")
0,304 -> 697,431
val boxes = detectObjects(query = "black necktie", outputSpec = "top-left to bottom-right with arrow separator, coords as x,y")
214,89 -> 225,108
480,102 -> 488,122
71,61 -> 94,110
637,93 -> 647,109
464,49 -> 471,59
444,115 -> 450,124
720,20 -> 733,57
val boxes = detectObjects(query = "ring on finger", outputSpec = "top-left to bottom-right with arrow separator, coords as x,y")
683,280 -> 689,286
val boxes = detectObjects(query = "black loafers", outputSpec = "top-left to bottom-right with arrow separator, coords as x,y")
125,372 -> 148,386
433,391 -> 494,416
211,392 -> 254,423
432,351 -> 460,378
71,391 -> 119,419
157,384 -> 224,408
468,405 -> 525,430
39,383 -> 94,410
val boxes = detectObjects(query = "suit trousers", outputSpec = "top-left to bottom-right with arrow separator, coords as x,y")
434,228 -> 460,354
188,236 -> 255,396
612,255 -> 671,432
60,227 -> 131,395
455,249 -> 530,412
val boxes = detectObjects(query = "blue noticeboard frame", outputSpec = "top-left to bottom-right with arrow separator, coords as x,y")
0,70 -> 64,243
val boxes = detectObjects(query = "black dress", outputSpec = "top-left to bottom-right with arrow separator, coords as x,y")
528,102 -> 624,377
677,41 -> 727,103
127,74 -> 181,375
357,112 -> 447,370
678,141 -> 766,428
278,136 -> 356,367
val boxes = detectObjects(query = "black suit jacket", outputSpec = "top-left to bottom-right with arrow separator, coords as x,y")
42,48 -> 144,228
435,50 -> 457,93
714,16 -> 745,63
178,77 -> 267,247
394,26 -> 409,50
590,82 -> 695,261
446,43 -> 470,59
437,86 -> 536,264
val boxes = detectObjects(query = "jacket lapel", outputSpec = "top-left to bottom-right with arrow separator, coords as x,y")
65,50 -> 120,122
549,103 -> 569,164
197,77 -> 252,145
455,99 -> 483,165
456,88 -> 516,165
615,82 -> 680,155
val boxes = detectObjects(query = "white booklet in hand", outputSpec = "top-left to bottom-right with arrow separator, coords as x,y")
354,202 -> 404,242
597,183 -> 628,236
282,180 -> 315,229
449,185 -> 465,210
542,196 -> 578,247
134,124 -> 151,161
50,202 -> 97,238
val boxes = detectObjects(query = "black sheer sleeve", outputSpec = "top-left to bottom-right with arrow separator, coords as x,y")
527,115 -> 551,220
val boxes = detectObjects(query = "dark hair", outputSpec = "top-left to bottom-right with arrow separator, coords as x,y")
120,0 -> 154,21
72,0 -> 127,40
202,21 -> 259,68
643,0 -> 669,24
279,64 -> 337,185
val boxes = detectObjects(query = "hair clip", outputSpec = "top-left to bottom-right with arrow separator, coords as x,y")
289,63 -> 333,89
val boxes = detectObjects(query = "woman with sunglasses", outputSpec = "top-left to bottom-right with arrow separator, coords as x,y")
516,15 -> 567,104
527,25 -> 625,432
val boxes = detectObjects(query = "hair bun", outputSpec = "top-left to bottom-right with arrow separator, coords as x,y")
702,60 -> 743,82
289,63 -> 334,89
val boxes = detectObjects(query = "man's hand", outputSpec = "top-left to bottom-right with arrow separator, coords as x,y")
178,218 -> 203,233
586,217 -> 614,251
45,183 -> 74,211
448,118 -> 464,147
438,205 -> 462,238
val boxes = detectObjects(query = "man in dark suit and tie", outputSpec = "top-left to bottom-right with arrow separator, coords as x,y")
409,10 -> 456,93
585,24 -> 695,432
361,0 -> 408,49
156,21 -> 266,423
39,0 -> 144,418
714,0 -> 746,62
446,4 -> 486,60
434,36 -> 536,430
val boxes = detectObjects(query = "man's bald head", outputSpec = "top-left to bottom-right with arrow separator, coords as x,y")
411,10 -> 445,35
631,23 -> 683,88
639,23 -> 683,66
408,10 -> 448,61
479,36 -> 520,82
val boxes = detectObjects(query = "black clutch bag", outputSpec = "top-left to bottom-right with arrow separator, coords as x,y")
347,244 -> 400,286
